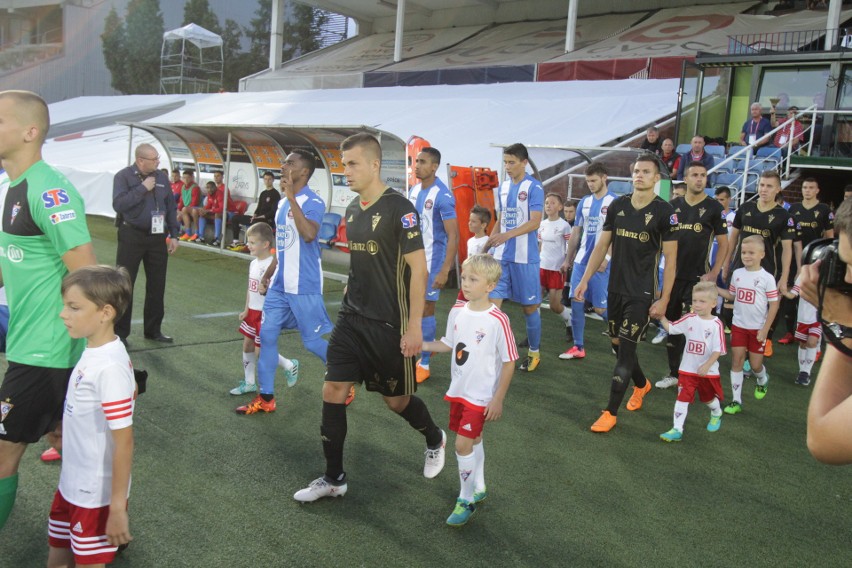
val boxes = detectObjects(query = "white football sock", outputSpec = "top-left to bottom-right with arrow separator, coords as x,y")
278,355 -> 293,370
673,400 -> 689,431
457,452 -> 476,503
473,441 -> 485,492
731,370 -> 744,403
243,351 -> 257,385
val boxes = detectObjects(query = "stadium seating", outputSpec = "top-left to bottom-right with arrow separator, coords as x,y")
607,180 -> 633,195
318,212 -> 342,248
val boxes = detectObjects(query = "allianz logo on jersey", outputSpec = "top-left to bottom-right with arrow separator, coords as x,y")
0,244 -> 24,263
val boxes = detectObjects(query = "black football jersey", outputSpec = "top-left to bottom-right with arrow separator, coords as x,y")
670,196 -> 727,281
731,201 -> 795,280
340,188 -> 424,328
603,194 -> 679,298
790,202 -> 833,247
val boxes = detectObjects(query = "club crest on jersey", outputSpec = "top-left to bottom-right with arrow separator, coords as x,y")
287,209 -> 294,218
42,188 -> 70,209
601,206 -> 609,216
518,190 -> 528,202
9,202 -> 21,225
73,370 -> 84,389
814,211 -> 820,219
787,217 -> 795,227
768,214 -> 775,224
400,212 -> 417,229
699,207 -> 706,217
645,213 -> 654,226
372,213 -> 382,231
0,400 -> 13,422
617,210 -> 625,216
424,199 -> 433,210
669,213 -> 678,225
475,329 -> 486,344
704,328 -> 712,339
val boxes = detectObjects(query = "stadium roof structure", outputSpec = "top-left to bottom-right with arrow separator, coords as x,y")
245,1 -> 850,90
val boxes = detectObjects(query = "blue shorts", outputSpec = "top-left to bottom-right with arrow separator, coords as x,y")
425,270 -> 441,303
569,263 -> 609,309
259,288 -> 333,345
490,260 -> 540,305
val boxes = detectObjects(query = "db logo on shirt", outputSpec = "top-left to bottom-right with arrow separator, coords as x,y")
687,340 -> 706,355
737,289 -> 756,304
42,188 -> 70,209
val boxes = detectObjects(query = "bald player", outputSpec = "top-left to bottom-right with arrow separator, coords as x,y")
0,90 -> 97,530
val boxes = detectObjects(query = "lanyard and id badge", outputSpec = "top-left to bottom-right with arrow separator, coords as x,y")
151,210 -> 165,234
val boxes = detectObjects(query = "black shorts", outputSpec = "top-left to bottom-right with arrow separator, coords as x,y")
326,312 -> 416,397
607,293 -> 652,343
0,363 -> 72,444
665,279 -> 697,322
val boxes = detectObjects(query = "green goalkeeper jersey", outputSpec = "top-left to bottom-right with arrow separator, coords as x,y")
0,161 -> 91,368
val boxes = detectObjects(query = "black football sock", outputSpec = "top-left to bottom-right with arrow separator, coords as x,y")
398,396 -> 442,447
321,401 -> 347,481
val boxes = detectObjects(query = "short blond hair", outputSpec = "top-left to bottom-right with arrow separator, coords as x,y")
462,254 -> 501,284
246,222 -> 274,246
692,281 -> 718,302
741,234 -> 765,251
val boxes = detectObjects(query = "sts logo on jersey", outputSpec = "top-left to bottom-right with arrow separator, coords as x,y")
401,212 -> 418,229
42,188 -> 70,209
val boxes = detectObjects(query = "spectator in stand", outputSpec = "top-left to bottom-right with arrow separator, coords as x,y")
229,171 -> 281,248
671,182 -> 686,200
739,102 -> 772,149
170,169 -> 183,204
675,136 -> 715,180
177,169 -> 201,239
640,126 -> 662,155
659,138 -> 680,175
770,105 -> 804,152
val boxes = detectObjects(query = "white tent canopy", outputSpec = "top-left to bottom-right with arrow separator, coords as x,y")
42,79 -> 680,217
163,23 -> 223,49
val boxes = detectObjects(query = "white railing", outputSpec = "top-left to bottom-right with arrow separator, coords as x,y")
706,105 -> 817,206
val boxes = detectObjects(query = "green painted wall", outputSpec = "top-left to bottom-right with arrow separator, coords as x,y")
727,66 -> 755,143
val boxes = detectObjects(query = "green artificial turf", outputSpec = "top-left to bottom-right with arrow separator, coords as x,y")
2,216 -> 850,567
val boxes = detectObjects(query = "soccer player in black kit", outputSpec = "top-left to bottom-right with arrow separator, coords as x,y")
656,161 -> 728,389
778,178 -> 834,343
294,133 -> 446,502
575,154 -> 679,433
